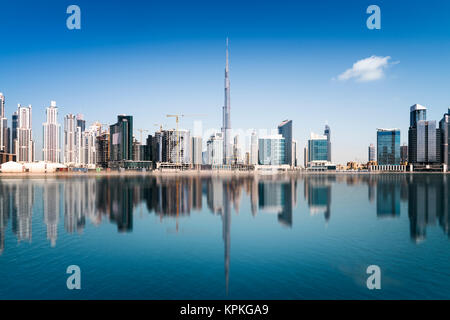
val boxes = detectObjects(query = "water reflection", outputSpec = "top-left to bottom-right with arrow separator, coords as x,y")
0,174 -> 449,269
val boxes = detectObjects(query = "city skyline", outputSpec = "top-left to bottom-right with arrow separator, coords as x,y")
3,1 -> 450,164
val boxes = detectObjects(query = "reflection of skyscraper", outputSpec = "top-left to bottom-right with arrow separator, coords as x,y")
222,183 -> 231,294
376,180 -> 401,217
0,182 -> 11,254
64,179 -> 86,233
304,177 -> 332,221
408,176 -> 444,242
257,179 -> 296,227
12,183 -> 34,242
43,181 -> 60,246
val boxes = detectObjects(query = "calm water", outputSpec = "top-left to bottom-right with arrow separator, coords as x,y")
0,174 -> 449,300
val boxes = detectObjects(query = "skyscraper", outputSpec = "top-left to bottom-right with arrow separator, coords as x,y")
324,124 -> 331,162
11,111 -> 18,155
400,144 -> 408,164
377,128 -> 400,165
307,133 -> 329,164
258,134 -> 285,165
0,93 -> 8,154
440,108 -> 450,166
15,104 -> 34,162
110,115 -> 133,162
42,101 -> 61,163
250,131 -> 258,165
191,136 -> 202,167
64,114 -> 77,164
368,144 -> 376,162
408,104 -> 441,165
278,120 -> 293,166
206,132 -> 223,165
222,38 -> 232,165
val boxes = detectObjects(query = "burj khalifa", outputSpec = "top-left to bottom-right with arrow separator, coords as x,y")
222,38 -> 232,165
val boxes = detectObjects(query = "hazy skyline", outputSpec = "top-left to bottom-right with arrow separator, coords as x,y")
1,0 -> 450,163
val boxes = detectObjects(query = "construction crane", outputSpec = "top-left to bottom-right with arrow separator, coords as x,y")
166,114 -> 207,165
136,128 -> 149,145
154,123 -> 164,132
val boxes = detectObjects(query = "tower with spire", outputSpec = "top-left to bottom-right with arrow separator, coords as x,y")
222,38 -> 232,164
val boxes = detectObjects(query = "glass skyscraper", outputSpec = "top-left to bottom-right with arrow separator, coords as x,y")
258,135 -> 285,165
307,133 -> 329,163
377,129 -> 400,165
277,120 -> 292,166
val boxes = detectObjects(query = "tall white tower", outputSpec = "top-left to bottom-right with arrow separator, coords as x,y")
16,104 -> 34,162
0,93 -> 7,153
64,114 -> 77,164
43,101 -> 61,163
222,38 -> 232,165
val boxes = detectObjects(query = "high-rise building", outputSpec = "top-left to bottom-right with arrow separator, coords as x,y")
64,114 -> 77,164
0,93 -> 8,154
206,132 -> 223,165
400,144 -> 408,164
191,136 -> 202,166
377,128 -> 400,165
408,104 -> 441,165
81,122 -> 101,167
278,120 -> 293,166
233,134 -> 243,164
292,140 -> 297,167
440,108 -> 450,166
250,131 -> 258,165
11,111 -> 18,155
368,143 -> 376,162
160,129 -> 190,164
15,104 -> 34,162
258,134 -> 285,165
96,130 -> 110,168
324,124 -> 331,162
110,115 -> 133,162
410,104 -> 427,128
76,114 -> 86,133
42,101 -> 61,163
307,133 -> 329,164
222,38 -> 232,165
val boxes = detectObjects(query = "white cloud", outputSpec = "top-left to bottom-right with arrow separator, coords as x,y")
337,56 -> 396,82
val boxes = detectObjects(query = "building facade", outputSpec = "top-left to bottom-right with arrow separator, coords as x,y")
191,136 -> 202,166
377,128 -> 400,165
368,143 -> 376,162
0,93 -> 9,154
278,120 -> 293,166
307,133 -> 329,164
15,104 -> 34,163
258,134 -> 285,165
109,115 -> 133,162
440,108 -> 450,166
207,132 -> 223,165
64,114 -> 77,164
408,104 -> 441,165
42,101 -> 61,163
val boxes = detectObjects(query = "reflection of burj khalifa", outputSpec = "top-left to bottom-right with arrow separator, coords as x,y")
222,38 -> 232,164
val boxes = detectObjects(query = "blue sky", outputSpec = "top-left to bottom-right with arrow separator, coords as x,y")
1,0 -> 450,163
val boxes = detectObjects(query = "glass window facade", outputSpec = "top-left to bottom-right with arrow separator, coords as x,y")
258,136 -> 285,165
308,139 -> 328,162
377,129 -> 400,165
